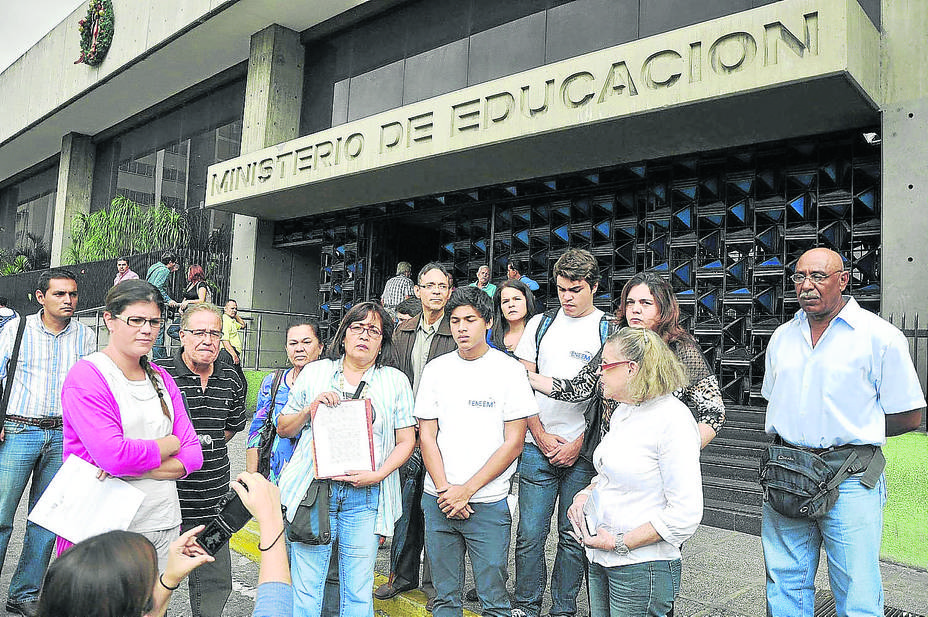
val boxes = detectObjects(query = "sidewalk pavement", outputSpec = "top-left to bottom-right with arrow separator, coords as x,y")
229,516 -> 928,617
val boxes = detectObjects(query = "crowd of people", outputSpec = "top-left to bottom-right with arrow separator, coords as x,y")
0,244 -> 922,617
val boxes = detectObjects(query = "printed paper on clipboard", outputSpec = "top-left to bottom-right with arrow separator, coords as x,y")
310,398 -> 376,479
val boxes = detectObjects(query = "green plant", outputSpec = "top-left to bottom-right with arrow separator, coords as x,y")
66,195 -> 190,263
0,255 -> 31,276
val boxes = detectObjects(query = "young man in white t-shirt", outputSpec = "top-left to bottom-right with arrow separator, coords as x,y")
513,248 -> 606,617
417,286 -> 537,617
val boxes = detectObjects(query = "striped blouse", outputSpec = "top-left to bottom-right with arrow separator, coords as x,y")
277,357 -> 415,537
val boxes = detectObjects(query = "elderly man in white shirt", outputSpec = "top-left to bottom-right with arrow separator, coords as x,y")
761,247 -> 925,617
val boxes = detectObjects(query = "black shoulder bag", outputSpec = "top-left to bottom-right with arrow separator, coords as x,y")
255,369 -> 287,478
0,317 -> 28,426
286,380 -> 367,545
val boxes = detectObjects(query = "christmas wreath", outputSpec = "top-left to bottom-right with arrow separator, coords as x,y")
74,0 -> 114,66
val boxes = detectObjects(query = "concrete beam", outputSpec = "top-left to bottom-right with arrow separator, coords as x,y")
50,133 -> 94,267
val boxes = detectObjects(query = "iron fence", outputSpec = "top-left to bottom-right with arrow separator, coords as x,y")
0,248 -> 230,314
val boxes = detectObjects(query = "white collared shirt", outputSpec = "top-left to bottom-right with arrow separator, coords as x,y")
586,394 -> 703,567
762,296 -> 925,448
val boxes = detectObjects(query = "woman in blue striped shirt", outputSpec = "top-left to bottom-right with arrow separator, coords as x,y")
276,302 -> 416,617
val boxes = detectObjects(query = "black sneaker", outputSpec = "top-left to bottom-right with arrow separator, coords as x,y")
5,600 -> 39,617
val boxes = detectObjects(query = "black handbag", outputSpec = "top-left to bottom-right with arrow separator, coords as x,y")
255,369 -> 287,478
759,440 -> 884,520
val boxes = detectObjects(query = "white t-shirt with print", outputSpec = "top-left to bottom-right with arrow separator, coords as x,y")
415,347 -> 538,503
515,308 -> 605,444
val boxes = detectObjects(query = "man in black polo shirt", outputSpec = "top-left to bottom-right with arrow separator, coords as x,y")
156,303 -> 246,617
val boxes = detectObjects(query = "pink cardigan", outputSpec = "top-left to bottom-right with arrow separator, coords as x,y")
56,359 -> 203,553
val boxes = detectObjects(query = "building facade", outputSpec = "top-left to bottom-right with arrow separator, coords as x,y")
1,0 -> 926,539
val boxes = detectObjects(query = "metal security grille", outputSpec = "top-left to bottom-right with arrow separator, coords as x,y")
279,129 -> 882,406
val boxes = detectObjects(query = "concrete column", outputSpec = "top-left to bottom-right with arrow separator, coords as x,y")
230,24 -> 304,311
230,24 -> 318,366
50,133 -> 94,266
881,1 -> 928,318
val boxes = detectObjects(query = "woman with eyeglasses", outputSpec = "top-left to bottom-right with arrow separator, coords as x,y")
567,327 -> 702,616
245,321 -> 325,483
530,272 -> 724,448
276,301 -> 416,616
489,279 -> 537,358
58,280 -> 203,564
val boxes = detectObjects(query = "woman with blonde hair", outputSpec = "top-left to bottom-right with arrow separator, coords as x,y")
567,327 -> 702,616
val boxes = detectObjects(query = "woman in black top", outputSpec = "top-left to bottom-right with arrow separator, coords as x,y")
180,264 -> 210,310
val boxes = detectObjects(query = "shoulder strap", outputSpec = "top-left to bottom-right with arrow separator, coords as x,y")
266,368 -> 287,417
533,308 -> 560,364
0,317 -> 29,422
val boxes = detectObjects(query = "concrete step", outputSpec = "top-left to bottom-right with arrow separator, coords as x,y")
702,476 -> 763,507
700,451 -> 759,482
704,436 -> 767,460
702,497 -> 762,535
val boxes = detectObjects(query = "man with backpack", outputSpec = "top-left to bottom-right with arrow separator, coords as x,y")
512,248 -> 611,617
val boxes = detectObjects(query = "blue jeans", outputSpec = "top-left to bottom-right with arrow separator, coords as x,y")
515,442 -> 595,617
0,423 -> 63,603
152,309 -> 168,360
763,474 -> 887,617
290,483 -> 380,617
588,560 -> 680,617
422,495 -> 511,617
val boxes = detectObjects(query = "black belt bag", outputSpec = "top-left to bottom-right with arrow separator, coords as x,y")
759,438 -> 885,520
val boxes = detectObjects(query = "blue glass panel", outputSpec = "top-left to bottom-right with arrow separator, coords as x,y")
758,257 -> 782,267
793,173 -> 815,187
443,243 -> 455,254
674,207 -> 693,228
729,287 -> 751,296
515,230 -> 530,245
699,290 -> 719,313
595,220 -> 611,237
553,225 -> 569,242
728,261 -> 745,282
474,239 -> 487,253
672,262 -> 692,287
729,201 -> 747,224
788,195 -> 806,217
648,236 -> 667,258
821,163 -> 837,183
756,288 -> 777,313
335,245 -> 345,255
856,189 -> 875,212
651,262 -> 669,271
757,227 -> 777,252
630,165 -> 646,177
678,185 -> 697,200
703,259 -> 723,270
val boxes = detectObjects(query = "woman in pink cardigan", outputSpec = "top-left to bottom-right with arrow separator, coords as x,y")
59,280 -> 203,567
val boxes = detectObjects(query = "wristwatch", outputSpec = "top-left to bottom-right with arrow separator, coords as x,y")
611,532 -> 629,556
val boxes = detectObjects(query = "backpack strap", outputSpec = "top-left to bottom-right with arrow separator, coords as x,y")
533,308 -> 559,365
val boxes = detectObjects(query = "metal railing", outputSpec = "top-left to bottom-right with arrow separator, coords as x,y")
75,306 -> 320,371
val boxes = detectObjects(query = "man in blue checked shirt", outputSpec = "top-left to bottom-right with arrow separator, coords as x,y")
0,268 -> 96,617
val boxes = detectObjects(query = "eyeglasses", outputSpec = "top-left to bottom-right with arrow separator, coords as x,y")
599,360 -> 632,372
790,271 -> 843,284
182,329 -> 223,339
113,314 -> 164,329
419,283 -> 449,291
347,323 -> 383,338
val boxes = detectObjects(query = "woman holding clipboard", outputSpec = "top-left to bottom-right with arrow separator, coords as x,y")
276,301 -> 416,617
